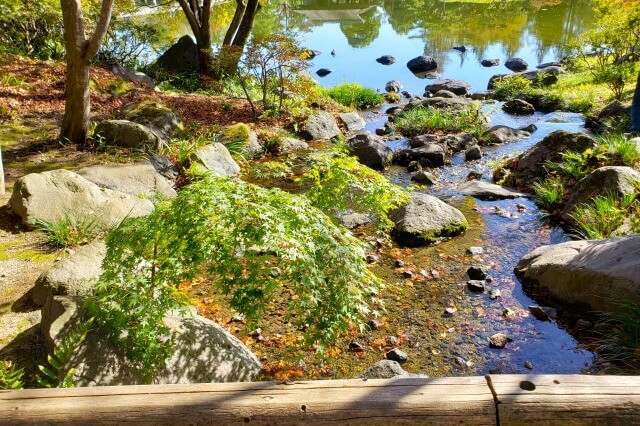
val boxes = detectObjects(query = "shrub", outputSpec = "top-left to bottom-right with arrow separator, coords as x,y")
595,295 -> 640,373
532,177 -> 566,210
300,152 -> 408,230
599,135 -> 640,166
34,212 -> 102,248
323,81 -> 385,109
0,361 -> 23,390
392,106 -> 485,137
87,175 -> 383,379
493,75 -> 532,100
571,192 -> 638,239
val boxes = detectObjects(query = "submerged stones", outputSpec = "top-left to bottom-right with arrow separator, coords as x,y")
458,181 -> 526,200
425,79 -> 472,96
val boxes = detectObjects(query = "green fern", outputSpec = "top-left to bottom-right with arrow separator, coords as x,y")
36,318 -> 93,388
0,360 -> 24,390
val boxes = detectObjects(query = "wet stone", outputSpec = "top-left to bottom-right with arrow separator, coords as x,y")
467,280 -> 486,293
467,170 -> 483,180
524,361 -> 534,370
529,305 -> 558,321
444,307 -> 456,317
488,333 -> 512,349
467,266 -> 487,280
466,246 -> 484,256
489,289 -> 502,300
502,308 -> 517,319
387,348 -> 408,363
485,276 -> 494,283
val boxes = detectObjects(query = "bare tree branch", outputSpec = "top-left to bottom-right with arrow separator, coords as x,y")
85,0 -> 115,60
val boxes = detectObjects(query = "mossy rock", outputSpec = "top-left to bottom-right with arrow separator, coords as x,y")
118,100 -> 183,141
223,123 -> 251,145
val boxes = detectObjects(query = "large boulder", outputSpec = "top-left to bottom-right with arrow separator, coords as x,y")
502,99 -> 535,115
505,58 -> 528,72
108,62 -> 156,90
118,100 -> 183,142
357,360 -> 427,379
390,193 -> 467,246
561,166 -> 640,223
32,241 -> 106,307
597,101 -> 631,121
408,97 -> 476,114
279,137 -> 309,153
41,297 -> 262,386
481,59 -> 500,67
77,162 -> 177,200
338,112 -> 366,133
516,131 -> 595,175
483,125 -> 531,144
346,132 -> 393,170
425,79 -> 472,96
154,35 -> 199,73
299,111 -> 341,141
189,143 -> 241,176
488,67 -> 564,90
514,235 -> 640,313
394,144 -> 446,168
9,169 -> 154,229
459,180 -> 525,200
93,120 -> 162,151
407,55 -> 438,74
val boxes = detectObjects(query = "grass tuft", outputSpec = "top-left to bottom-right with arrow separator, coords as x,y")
34,212 -> 102,248
323,81 -> 384,110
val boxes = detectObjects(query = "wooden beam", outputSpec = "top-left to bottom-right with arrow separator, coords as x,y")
0,377 -> 495,425
489,374 -> 640,425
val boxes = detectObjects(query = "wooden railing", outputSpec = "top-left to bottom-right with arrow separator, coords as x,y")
2,375 -> 639,425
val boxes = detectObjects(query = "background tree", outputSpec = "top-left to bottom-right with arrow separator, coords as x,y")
59,0 -> 115,143
177,0 -> 262,77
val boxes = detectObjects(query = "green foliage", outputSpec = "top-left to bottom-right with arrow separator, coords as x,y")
97,16 -> 164,69
599,135 -> 640,166
34,211 -> 102,248
87,175 -> 383,379
300,152 -> 408,230
248,161 -> 293,180
591,61 -> 636,101
0,360 -> 24,390
532,177 -> 566,210
323,81 -> 385,110
493,75 -> 532,100
571,192 -> 639,239
595,295 -> 640,373
36,319 -> 93,388
545,151 -> 593,181
392,106 -> 485,137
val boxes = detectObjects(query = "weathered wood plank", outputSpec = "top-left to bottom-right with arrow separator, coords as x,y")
0,377 -> 495,425
490,374 -> 640,425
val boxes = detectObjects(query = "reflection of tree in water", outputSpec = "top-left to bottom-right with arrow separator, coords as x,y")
382,0 -> 593,64
339,7 -> 382,48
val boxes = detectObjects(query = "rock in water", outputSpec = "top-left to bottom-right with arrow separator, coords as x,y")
357,360 -> 427,379
458,181 -> 526,200
502,99 -> 535,115
425,79 -> 472,96
376,55 -> 396,65
505,58 -> 528,72
385,80 -> 403,93
390,193 -> 467,246
407,55 -> 438,74
488,333 -> 512,349
514,235 -> 640,314
346,132 -> 393,170
481,59 -> 500,67
316,68 -> 332,77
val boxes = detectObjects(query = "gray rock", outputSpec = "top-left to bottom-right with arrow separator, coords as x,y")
33,241 -> 106,306
376,55 -> 396,65
189,143 -> 241,176
481,59 -> 500,67
464,145 -> 482,161
118,101 -> 182,142
316,68 -> 332,77
394,144 -> 446,168
484,125 -> 531,145
390,193 -> 468,246
346,132 -> 393,170
357,360 -> 427,379
488,67 -> 564,90
514,235 -> 640,313
340,213 -> 371,229
459,180 -> 525,200
386,348 -> 408,363
338,112 -> 366,133
407,55 -> 438,74
467,280 -> 486,293
489,289 -> 502,300
9,169 -> 154,229
467,246 -> 484,255
385,80 -> 403,93
93,120 -> 161,151
279,137 -> 309,153
467,170 -> 483,180
108,62 -> 156,90
561,166 -> 640,223
409,97 -> 476,114
529,305 -> 557,321
242,128 -> 264,159
537,62 -> 562,69
410,133 -> 477,152
300,111 -> 341,141
154,35 -> 198,73
149,155 -> 179,181
41,297 -> 262,386
503,99 -> 535,115
467,266 -> 488,280
77,162 -> 176,200
488,333 -> 511,349
516,131 -> 595,175
425,79 -> 472,96
411,170 -> 438,185
433,90 -> 457,98
505,58 -> 528,72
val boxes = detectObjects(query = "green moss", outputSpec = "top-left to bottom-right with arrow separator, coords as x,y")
123,99 -> 174,120
0,241 -> 58,263
223,123 -> 251,144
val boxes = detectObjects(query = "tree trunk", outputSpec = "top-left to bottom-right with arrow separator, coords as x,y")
216,0 -> 261,77
0,144 -> 5,197
177,0 -> 213,76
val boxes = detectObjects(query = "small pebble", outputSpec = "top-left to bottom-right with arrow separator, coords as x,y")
489,289 -> 502,300
529,305 -> 558,321
395,259 -> 405,268
349,341 -> 364,352
270,267 -> 282,277
386,348 -> 408,363
467,266 -> 487,280
516,203 -> 527,211
367,319 -> 381,330
366,254 -> 380,264
466,246 -> 484,256
485,276 -> 494,283
467,280 -> 485,293
488,333 -> 512,349
431,270 -> 440,279
502,308 -> 517,319
403,270 -> 414,279
419,269 -> 430,278
524,361 -> 534,370
444,307 -> 456,317
386,336 -> 398,346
